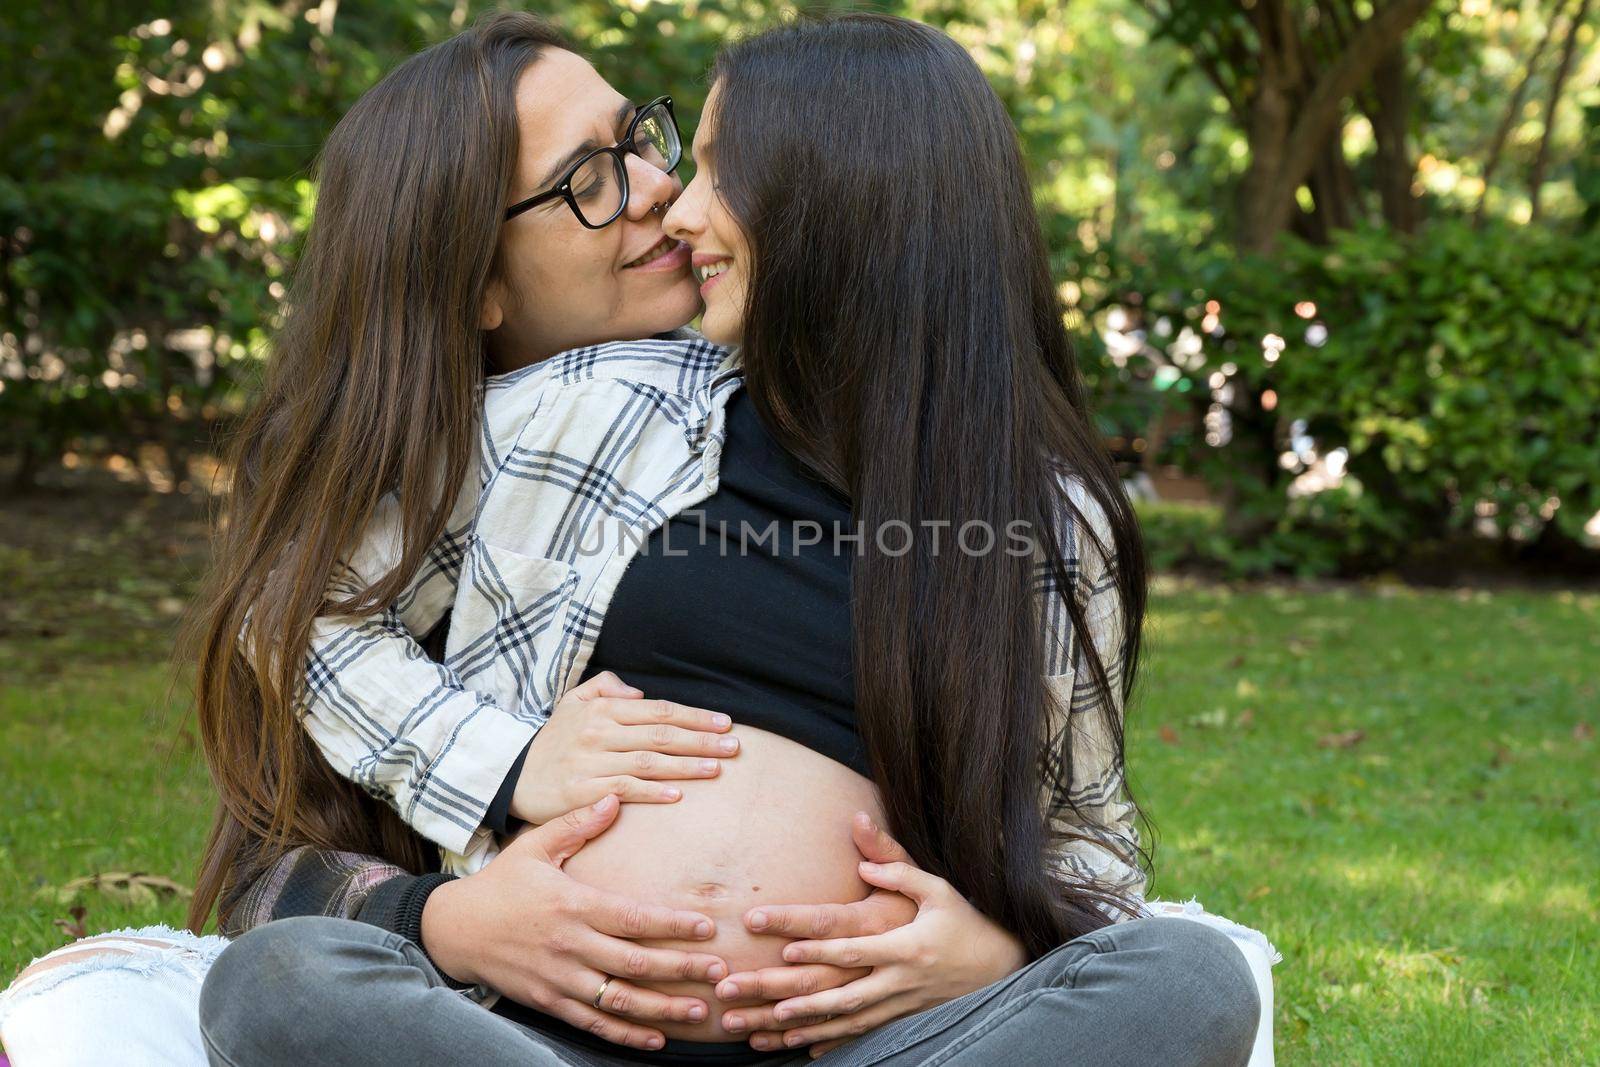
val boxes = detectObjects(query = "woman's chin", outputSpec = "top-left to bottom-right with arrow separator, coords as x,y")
623,276 -> 704,339
696,308 -> 743,347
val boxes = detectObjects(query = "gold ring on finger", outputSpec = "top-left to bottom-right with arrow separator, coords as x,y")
593,975 -> 614,1009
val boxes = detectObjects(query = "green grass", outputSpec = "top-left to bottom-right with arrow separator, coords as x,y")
3,489 -> 1597,1063
1131,579 -> 1599,1063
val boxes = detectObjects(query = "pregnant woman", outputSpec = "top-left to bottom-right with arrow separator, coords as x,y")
197,13 -> 1264,1066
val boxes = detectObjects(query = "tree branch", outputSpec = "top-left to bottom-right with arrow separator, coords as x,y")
1475,0 -> 1572,226
1134,0 -> 1247,120
1529,0 -> 1592,220
1278,0 -> 1437,199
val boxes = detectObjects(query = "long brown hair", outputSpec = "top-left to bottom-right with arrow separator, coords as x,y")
710,14 -> 1151,956
180,12 -> 571,932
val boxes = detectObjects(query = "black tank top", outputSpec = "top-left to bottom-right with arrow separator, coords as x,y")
579,386 -> 865,775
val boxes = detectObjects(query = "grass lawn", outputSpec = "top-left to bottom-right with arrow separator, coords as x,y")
2,487 -> 1596,1063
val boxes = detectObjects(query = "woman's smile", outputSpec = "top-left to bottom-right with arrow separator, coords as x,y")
692,252 -> 734,296
622,236 -> 692,272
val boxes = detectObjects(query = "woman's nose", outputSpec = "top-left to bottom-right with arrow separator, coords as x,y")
625,154 -> 680,218
661,187 -> 696,242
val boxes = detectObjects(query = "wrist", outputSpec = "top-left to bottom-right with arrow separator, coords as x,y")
419,876 -> 480,985
510,733 -> 556,825
993,930 -> 1028,981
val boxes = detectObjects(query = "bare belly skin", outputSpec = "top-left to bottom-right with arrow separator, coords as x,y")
562,724 -> 883,1042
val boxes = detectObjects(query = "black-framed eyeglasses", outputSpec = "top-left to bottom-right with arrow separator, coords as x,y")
504,96 -> 681,228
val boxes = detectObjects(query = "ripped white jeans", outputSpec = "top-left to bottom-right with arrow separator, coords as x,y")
0,926 -> 229,1067
0,902 -> 1279,1067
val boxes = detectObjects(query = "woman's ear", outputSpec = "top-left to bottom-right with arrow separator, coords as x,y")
479,279 -> 506,331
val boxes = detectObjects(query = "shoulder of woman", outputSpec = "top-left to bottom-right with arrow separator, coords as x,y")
477,333 -> 737,460
1050,472 -> 1118,578
545,332 -> 734,395
483,332 -> 732,412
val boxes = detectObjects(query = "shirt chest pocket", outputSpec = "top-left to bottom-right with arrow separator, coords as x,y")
451,536 -> 581,722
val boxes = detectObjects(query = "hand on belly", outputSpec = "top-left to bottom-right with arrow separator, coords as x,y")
561,725 -> 884,1042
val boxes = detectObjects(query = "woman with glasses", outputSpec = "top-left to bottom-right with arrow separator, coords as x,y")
0,14 -> 730,1067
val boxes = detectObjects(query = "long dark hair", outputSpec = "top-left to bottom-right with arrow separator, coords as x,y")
710,14 -> 1150,955
179,12 -> 572,932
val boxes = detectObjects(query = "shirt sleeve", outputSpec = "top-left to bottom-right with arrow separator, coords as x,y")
1040,487 -> 1148,919
484,740 -> 532,837
285,457 -> 538,856
220,846 -> 479,995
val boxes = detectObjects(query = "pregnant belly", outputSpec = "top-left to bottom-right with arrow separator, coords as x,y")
561,724 -> 883,1042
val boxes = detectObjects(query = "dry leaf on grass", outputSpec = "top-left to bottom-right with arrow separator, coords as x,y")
36,872 -> 194,908
1187,708 -> 1231,729
53,904 -> 88,941
1317,729 -> 1366,749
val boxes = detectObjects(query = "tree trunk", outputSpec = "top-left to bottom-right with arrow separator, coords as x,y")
1238,0 -> 1437,252
1368,44 -> 1419,233
6,440 -> 42,496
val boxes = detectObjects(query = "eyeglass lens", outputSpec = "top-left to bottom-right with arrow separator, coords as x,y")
570,101 -> 679,227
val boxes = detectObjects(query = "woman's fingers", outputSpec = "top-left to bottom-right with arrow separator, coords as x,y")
724,1004 -> 832,1033
572,883 -> 719,944
855,860 -> 948,905
769,972 -> 897,1027
569,671 -> 645,701
597,775 -> 686,804
587,972 -> 711,1025
758,990 -> 918,1050
542,997 -> 666,1052
611,721 -> 740,758
580,929 -> 730,984
611,750 -> 725,782
781,931 -> 901,968
850,810 -> 914,864
714,963 -> 864,1006
608,698 -> 734,735
745,896 -> 902,939
519,794 -> 622,866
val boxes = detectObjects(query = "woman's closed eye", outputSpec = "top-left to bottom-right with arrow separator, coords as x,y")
574,173 -> 611,202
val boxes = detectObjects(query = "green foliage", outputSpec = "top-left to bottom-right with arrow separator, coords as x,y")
1576,98 -> 1600,229
1136,501 -> 1230,574
0,1 -> 445,479
0,174 -> 289,466
1095,217 -> 1600,575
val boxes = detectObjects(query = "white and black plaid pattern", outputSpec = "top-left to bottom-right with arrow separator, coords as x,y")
288,333 -> 1145,906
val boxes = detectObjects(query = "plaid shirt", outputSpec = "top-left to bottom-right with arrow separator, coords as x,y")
241,333 -> 1145,932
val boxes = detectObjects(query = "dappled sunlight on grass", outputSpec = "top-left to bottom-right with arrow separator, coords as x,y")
1132,581 -> 1598,1061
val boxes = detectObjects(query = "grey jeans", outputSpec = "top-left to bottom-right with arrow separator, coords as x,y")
199,915 -> 1259,1066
